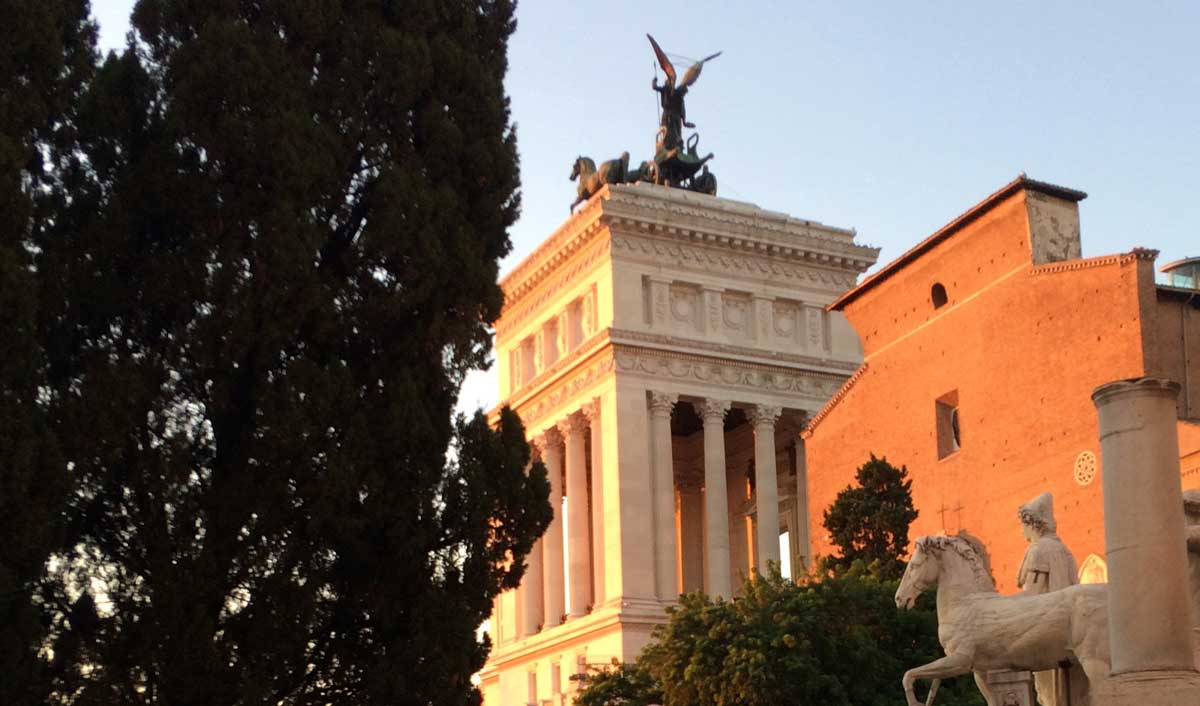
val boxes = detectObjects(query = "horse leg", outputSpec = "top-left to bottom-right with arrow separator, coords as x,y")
972,671 -> 997,706
903,653 -> 973,706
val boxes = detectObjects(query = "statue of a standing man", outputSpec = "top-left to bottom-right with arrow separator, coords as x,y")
1017,492 -> 1078,706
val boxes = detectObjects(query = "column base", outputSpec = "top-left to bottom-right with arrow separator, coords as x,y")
1093,670 -> 1200,706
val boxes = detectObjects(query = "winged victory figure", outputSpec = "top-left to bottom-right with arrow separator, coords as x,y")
648,34 -> 721,155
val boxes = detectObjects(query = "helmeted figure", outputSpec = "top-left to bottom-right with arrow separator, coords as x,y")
1017,492 -> 1079,706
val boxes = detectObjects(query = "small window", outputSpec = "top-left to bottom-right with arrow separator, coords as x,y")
931,283 -> 948,309
936,391 -> 960,459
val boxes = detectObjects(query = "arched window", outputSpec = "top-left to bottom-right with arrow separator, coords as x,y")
931,283 -> 948,309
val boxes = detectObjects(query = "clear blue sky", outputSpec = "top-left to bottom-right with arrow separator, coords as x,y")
93,1 -> 1200,412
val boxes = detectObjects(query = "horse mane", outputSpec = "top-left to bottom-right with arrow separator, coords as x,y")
918,531 -> 996,591
575,156 -> 596,171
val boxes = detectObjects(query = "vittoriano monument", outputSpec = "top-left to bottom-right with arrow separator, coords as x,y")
569,34 -> 721,211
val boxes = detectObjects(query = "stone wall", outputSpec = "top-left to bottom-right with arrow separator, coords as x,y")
805,184 -> 1159,592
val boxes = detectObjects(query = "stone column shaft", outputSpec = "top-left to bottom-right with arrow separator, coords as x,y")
537,429 -> 565,627
649,391 -> 679,600
701,398 -> 732,598
793,438 -> 812,574
750,404 -> 782,575
520,538 -> 544,637
582,399 -> 605,606
1093,378 -> 1196,674
561,413 -> 590,618
679,485 -> 705,592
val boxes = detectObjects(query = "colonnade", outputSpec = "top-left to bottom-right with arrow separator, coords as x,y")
513,390 -> 795,640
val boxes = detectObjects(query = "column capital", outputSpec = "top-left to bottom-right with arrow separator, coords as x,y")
557,411 -> 588,437
533,427 -> 563,453
579,396 -> 601,424
648,391 -> 678,418
700,398 -> 731,423
748,404 -> 782,427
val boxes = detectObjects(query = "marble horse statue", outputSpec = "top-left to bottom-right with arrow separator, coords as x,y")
894,532 -> 1110,706
569,152 -> 629,212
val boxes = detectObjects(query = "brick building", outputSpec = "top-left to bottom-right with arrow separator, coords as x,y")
802,175 -> 1200,591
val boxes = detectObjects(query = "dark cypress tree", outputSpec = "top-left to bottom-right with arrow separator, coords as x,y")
821,454 -> 919,579
0,2 -> 94,703
32,2 -> 550,704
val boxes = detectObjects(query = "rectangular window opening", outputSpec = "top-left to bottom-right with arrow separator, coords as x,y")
936,390 -> 961,459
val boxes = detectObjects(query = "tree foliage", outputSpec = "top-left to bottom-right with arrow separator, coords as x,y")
821,454 -> 918,579
578,571 -> 983,706
575,451 -> 982,706
0,2 -> 95,703
573,660 -> 661,706
2,1 -> 552,705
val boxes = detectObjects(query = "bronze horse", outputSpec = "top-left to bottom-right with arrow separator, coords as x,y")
569,152 -> 629,212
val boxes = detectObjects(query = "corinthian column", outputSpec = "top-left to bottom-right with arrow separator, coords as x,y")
535,428 -> 565,627
581,398 -> 605,606
649,391 -> 679,600
749,404 -> 781,575
559,412 -> 591,618
701,398 -> 732,598
520,458 -> 544,637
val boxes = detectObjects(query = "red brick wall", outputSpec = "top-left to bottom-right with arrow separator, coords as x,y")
806,192 -> 1151,592
1147,288 -> 1200,421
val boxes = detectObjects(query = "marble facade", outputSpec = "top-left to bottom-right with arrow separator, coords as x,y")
479,183 -> 878,706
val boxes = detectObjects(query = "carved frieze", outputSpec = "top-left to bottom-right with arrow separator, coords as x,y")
611,232 -> 860,290
612,347 -> 845,402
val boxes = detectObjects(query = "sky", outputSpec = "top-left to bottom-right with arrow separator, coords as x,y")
92,1 -> 1200,415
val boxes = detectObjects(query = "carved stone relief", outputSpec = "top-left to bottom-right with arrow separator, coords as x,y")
722,293 -> 750,332
805,306 -> 825,350
669,284 -> 700,330
772,301 -> 798,340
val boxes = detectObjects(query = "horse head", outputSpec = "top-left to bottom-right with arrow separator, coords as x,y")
570,156 -> 582,181
896,532 -> 995,609
896,537 -> 939,609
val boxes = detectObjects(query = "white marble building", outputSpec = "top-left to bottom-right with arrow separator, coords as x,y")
480,183 -> 878,706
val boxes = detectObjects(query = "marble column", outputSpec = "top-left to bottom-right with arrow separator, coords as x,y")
536,428 -> 565,627
520,456 -> 544,638
679,482 -> 705,592
749,404 -> 781,575
1093,378 -> 1196,674
792,438 -> 812,574
560,412 -> 591,618
581,398 -> 605,607
701,398 -> 732,598
649,391 -> 679,600
520,537 -> 544,637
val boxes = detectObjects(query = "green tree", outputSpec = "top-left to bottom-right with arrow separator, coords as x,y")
821,454 -> 918,579
574,660 -> 661,706
0,2 -> 95,703
583,571 -> 983,706
24,2 -> 550,705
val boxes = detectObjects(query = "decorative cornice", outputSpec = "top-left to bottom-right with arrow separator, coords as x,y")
801,362 -> 870,439
609,328 -> 860,374
1029,247 -> 1159,276
495,236 -> 610,340
612,346 -> 847,404
497,183 -> 878,324
511,348 -> 616,430
610,232 -> 862,290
